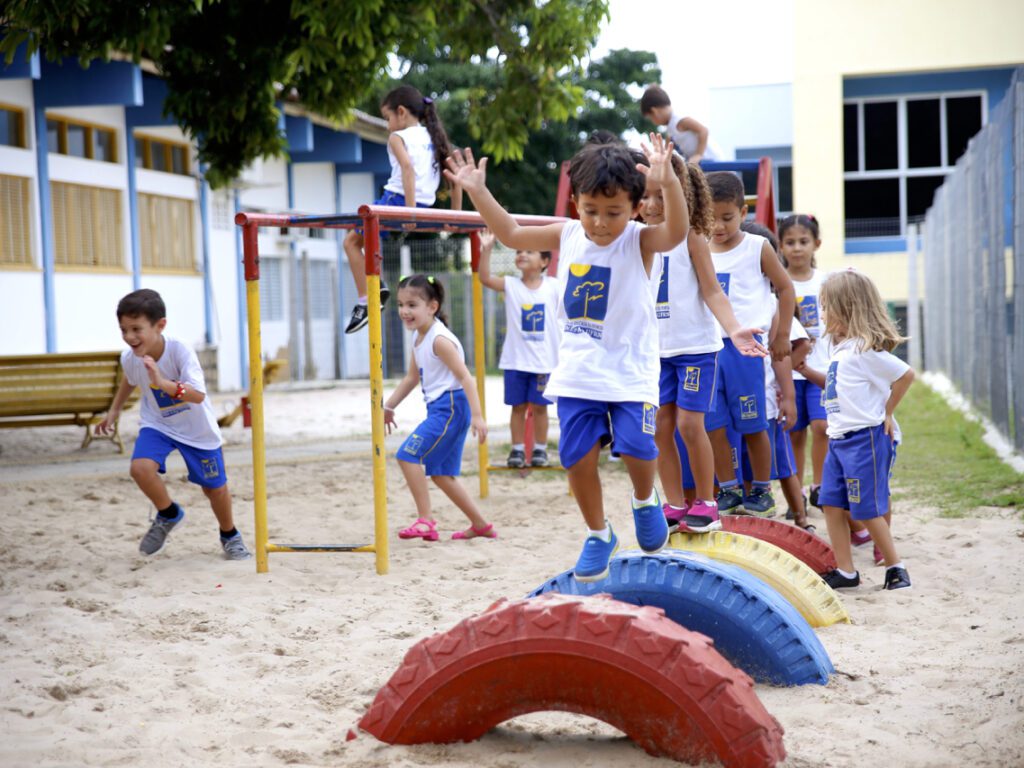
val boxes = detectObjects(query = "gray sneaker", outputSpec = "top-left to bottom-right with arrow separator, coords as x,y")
221,534 -> 252,561
139,506 -> 184,555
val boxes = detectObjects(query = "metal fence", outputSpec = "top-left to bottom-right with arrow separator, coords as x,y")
922,67 -> 1024,451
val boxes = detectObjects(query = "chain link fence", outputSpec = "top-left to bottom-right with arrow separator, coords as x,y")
922,67 -> 1024,452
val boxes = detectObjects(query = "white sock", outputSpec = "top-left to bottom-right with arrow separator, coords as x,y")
632,491 -> 657,508
667,503 -> 687,511
889,561 -> 905,570
511,443 -> 524,452
838,568 -> 858,579
589,526 -> 611,542
356,296 -> 367,305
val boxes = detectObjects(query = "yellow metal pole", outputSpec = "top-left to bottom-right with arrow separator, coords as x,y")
365,215 -> 389,575
469,232 -> 489,499
241,223 -> 270,574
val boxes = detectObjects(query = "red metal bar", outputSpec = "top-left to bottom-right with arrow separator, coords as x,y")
754,156 -> 777,232
241,222 -> 260,281
357,205 -> 565,229
364,214 -> 381,277
235,212 -> 294,229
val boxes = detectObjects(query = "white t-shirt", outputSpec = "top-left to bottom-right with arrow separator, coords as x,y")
791,269 -> 827,381
545,220 -> 659,404
498,275 -> 561,373
121,336 -> 222,450
655,236 -> 723,356
414,320 -> 464,403
711,232 -> 773,333
821,338 -> 911,438
668,110 -> 720,162
383,125 -> 439,206
765,315 -> 809,421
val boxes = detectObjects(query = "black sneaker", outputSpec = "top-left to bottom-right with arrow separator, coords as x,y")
785,493 -> 807,520
506,449 -> 526,468
530,448 -> 549,467
380,281 -> 391,308
822,569 -> 860,589
345,304 -> 369,334
883,566 -> 912,590
809,484 -> 821,509
715,487 -> 744,514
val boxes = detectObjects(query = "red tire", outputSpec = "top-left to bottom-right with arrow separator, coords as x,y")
359,593 -> 786,768
721,516 -> 837,574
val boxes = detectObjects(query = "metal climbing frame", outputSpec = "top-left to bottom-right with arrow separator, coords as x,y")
235,206 -> 566,575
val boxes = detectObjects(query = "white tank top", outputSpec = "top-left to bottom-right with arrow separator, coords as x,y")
668,110 -> 719,161
384,125 -> 439,205
711,232 -> 773,334
498,275 -> 561,373
791,269 -> 827,381
414,320 -> 464,403
545,220 -> 659,404
655,236 -> 723,356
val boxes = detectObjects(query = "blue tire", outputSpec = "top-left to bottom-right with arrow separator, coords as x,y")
527,549 -> 833,686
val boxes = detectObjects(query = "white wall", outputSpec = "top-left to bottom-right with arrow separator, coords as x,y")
0,272 -> 46,353
709,82 -> 793,159
293,162 -> 335,213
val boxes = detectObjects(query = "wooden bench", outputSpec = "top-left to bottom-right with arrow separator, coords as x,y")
0,351 -> 140,453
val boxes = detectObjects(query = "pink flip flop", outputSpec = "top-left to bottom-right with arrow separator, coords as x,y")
398,518 -> 439,541
451,523 -> 498,541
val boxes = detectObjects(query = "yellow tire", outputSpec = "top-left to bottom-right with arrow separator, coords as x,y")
666,531 -> 850,627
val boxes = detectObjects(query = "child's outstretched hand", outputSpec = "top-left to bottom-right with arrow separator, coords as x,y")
383,406 -> 397,435
471,415 -> 488,444
636,132 -> 675,190
730,328 -> 768,357
95,412 -> 117,436
444,148 -> 487,196
479,228 -> 495,253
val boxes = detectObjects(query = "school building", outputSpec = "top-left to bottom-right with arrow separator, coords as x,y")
791,0 -> 1024,302
0,49 -> 391,391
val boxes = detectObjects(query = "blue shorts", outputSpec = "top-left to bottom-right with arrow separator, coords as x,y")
741,418 -> 797,481
818,423 -> 894,520
396,389 -> 470,476
792,379 -> 827,431
132,427 -> 227,489
557,397 -> 657,468
704,338 -> 769,434
659,352 -> 719,411
677,424 -> 744,489
503,369 -> 552,406
356,190 -> 430,237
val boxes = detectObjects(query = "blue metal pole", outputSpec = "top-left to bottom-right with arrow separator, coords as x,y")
334,164 -> 348,379
32,98 -> 56,352
198,168 -> 214,345
125,128 -> 142,290
234,190 -> 249,387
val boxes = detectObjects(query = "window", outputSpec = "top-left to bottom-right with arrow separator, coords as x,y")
843,92 -> 984,238
51,182 -> 124,268
0,105 -> 26,148
0,174 -> 32,265
212,191 -> 233,230
293,259 -> 334,320
139,193 -> 197,272
45,115 -> 118,162
259,257 -> 284,321
135,134 -> 191,176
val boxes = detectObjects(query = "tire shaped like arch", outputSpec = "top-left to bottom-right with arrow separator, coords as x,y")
720,516 -> 838,575
667,531 -> 850,627
528,551 -> 833,686
359,593 -> 787,768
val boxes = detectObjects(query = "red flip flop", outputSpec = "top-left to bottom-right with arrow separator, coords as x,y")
451,523 -> 498,540
398,518 -> 439,541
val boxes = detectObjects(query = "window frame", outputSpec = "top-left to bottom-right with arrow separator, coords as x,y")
843,89 -> 987,238
0,103 -> 27,149
134,133 -> 192,176
45,113 -> 118,163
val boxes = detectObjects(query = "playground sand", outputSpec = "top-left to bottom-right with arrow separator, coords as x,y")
1,382 -> 1023,768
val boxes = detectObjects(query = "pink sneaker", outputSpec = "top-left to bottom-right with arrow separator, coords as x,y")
664,501 -> 690,533
682,500 -> 722,533
851,529 -> 872,548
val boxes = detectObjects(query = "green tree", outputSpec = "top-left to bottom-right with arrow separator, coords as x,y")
1,0 -> 608,188
369,47 -> 660,214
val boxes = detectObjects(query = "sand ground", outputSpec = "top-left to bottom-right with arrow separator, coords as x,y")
1,379 -> 1022,767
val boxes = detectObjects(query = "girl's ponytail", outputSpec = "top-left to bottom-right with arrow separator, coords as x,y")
684,161 -> 714,236
421,99 -> 454,182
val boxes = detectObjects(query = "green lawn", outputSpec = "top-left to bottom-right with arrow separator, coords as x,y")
892,382 -> 1024,517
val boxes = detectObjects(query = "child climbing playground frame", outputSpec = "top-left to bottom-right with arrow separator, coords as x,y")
235,205 -> 566,575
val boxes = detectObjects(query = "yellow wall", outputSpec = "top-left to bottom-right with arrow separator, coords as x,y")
792,0 -> 1024,300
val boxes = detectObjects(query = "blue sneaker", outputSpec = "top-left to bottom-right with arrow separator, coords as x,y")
573,526 -> 619,582
742,486 -> 777,517
633,491 -> 669,553
716,486 -> 744,515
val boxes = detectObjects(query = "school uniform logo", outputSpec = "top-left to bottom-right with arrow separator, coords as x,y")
717,272 -> 731,295
642,403 -> 657,435
797,296 -> 819,331
683,366 -> 701,392
405,434 -> 424,456
564,264 -> 610,340
656,256 -> 670,318
151,384 -> 189,417
536,374 -> 548,393
824,362 -> 840,414
520,303 -> 546,341
200,458 -> 221,479
846,478 -> 861,503
739,395 -> 758,419
730,444 -> 739,470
